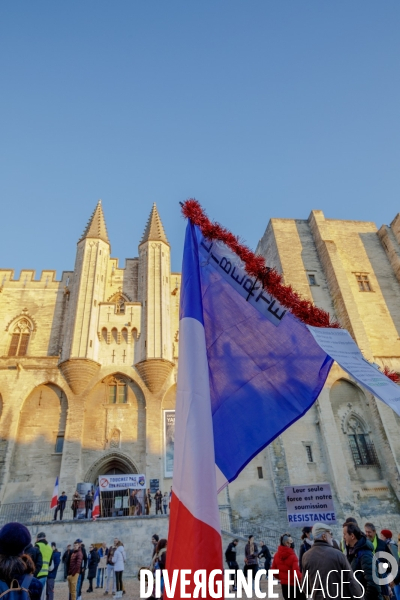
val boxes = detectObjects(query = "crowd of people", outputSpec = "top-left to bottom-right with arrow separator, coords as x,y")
145,489 -> 171,515
225,518 -> 400,599
53,490 -> 95,521
63,537 -> 127,600
53,488 -> 172,521
2,514 -> 399,600
0,523 -> 127,600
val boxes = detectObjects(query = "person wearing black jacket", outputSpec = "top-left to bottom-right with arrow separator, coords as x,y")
54,491 -> 68,521
344,523 -> 382,600
76,540 -> 87,600
365,523 -> 394,599
225,539 -> 239,591
86,545 -> 100,592
299,527 -> 313,573
62,545 -> 71,581
154,490 -> 162,515
85,491 -> 93,519
25,542 -> 43,578
0,522 -> 42,600
46,542 -> 61,600
258,540 -> 272,575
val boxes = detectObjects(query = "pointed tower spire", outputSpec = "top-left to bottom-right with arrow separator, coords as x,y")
79,200 -> 110,245
140,203 -> 169,245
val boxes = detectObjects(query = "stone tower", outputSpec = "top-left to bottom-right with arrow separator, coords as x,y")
136,204 -> 174,393
59,200 -> 110,393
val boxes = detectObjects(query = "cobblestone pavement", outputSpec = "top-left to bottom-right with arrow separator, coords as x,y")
54,576 -> 283,600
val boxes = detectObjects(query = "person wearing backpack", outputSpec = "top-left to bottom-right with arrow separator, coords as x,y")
0,521 -> 43,600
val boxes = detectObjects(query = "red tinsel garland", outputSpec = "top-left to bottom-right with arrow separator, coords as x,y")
181,198 -> 400,384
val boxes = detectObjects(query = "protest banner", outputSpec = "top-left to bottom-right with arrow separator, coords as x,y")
98,473 -> 146,491
284,482 -> 337,526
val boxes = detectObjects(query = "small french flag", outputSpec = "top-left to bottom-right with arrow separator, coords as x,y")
50,477 -> 59,510
92,488 -> 100,520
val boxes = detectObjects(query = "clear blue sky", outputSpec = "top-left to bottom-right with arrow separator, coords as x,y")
1,2 -> 399,275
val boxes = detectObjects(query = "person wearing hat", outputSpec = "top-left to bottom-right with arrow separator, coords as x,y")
302,524 -> 363,600
299,527 -> 313,573
0,522 -> 43,600
35,532 -> 53,600
379,529 -> 400,600
380,529 -> 398,557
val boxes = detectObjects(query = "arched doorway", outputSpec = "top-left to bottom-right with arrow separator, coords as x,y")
9,383 -> 68,501
85,451 -> 139,517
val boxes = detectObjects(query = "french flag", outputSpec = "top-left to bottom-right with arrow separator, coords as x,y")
167,219 -> 334,597
92,488 -> 100,520
50,477 -> 59,510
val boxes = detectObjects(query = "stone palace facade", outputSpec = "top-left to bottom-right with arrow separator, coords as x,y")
1,203 -> 400,529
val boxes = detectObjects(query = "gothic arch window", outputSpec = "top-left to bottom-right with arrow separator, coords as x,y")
108,376 -> 127,404
107,292 -> 131,315
111,327 -> 118,344
121,328 -> 128,343
345,414 -> 379,467
115,296 -> 125,314
8,319 -> 32,357
102,328 -> 108,343
132,328 -> 138,341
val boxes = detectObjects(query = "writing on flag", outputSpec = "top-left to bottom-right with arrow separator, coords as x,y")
199,237 -> 286,326
194,225 -> 333,489
307,326 -> 400,415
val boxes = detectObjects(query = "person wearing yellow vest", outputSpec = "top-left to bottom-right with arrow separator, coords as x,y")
35,532 -> 53,600
365,523 -> 391,600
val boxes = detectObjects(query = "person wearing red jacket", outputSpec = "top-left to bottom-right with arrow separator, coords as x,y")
271,534 -> 305,600
67,541 -> 83,600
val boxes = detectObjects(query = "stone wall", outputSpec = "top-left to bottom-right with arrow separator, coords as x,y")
27,516 -> 236,579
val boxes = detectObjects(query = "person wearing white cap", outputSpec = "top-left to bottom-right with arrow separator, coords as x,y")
302,524 -> 364,600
